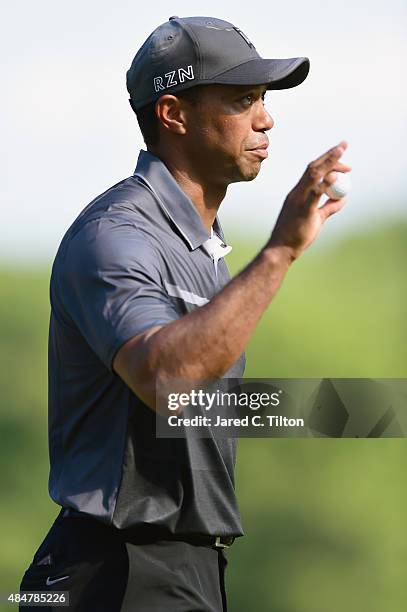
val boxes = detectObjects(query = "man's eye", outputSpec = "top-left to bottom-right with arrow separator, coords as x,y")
241,92 -> 267,106
242,95 -> 254,105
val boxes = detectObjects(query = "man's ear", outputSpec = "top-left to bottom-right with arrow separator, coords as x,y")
155,95 -> 188,136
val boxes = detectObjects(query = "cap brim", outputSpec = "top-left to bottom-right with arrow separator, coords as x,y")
211,57 -> 310,90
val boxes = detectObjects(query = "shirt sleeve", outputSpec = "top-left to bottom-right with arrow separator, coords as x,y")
55,218 -> 179,371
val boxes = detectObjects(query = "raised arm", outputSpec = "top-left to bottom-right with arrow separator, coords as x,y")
113,142 -> 351,412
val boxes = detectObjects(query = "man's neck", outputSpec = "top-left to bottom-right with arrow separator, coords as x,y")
150,148 -> 227,232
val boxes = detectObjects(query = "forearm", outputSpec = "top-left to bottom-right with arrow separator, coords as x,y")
147,244 -> 293,384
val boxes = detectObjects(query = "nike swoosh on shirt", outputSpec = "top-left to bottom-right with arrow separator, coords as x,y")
46,575 -> 70,586
164,281 -> 209,306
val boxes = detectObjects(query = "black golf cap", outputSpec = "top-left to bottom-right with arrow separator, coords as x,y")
127,16 -> 310,111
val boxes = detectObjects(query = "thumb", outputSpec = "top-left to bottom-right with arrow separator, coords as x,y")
319,197 -> 347,220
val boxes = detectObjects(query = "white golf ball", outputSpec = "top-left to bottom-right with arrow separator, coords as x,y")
325,173 -> 351,200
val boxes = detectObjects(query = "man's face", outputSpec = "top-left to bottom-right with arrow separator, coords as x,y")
181,84 -> 274,186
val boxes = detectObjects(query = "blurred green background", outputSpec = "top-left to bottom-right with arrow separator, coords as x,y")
1,220 -> 406,611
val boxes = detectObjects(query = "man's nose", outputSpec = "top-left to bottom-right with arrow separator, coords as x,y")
253,104 -> 274,132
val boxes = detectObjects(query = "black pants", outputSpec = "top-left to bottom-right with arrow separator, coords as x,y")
19,511 -> 229,611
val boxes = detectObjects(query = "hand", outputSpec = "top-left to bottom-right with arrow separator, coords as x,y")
268,141 -> 352,262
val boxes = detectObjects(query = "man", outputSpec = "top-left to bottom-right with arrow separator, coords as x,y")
19,16 -> 350,612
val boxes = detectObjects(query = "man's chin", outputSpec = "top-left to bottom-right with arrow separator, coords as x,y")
223,158 -> 262,185
238,162 -> 262,182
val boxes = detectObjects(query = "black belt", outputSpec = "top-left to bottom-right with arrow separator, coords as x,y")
61,508 -> 235,549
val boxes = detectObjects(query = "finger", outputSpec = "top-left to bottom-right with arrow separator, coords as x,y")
332,162 -> 352,173
308,166 -> 352,209
315,171 -> 340,200
309,141 -> 348,176
298,142 -> 348,196
313,140 -> 348,166
322,171 -> 338,187
315,169 -> 352,202
319,196 -> 347,220
307,143 -> 346,179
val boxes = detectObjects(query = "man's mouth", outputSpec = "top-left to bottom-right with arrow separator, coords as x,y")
247,143 -> 269,159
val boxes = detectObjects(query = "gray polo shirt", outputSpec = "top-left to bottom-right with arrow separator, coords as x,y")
48,149 -> 246,537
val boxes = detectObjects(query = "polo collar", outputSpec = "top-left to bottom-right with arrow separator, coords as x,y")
133,150 -> 227,251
